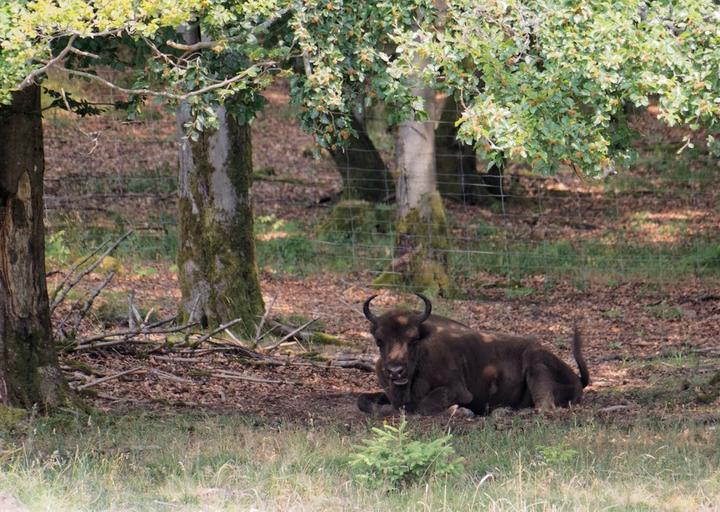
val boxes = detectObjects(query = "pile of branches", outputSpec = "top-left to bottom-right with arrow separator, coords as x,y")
49,232 -> 375,375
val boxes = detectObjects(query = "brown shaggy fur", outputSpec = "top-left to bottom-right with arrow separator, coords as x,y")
357,295 -> 589,416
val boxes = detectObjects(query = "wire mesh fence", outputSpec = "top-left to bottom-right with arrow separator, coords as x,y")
42,89 -> 720,296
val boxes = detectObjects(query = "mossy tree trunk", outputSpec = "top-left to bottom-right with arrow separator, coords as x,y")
176,101 -> 264,337
373,83 -> 451,295
435,95 -> 505,204
329,114 -> 394,202
0,86 -> 70,409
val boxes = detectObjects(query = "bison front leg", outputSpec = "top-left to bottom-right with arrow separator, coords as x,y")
357,392 -> 395,417
415,385 -> 473,416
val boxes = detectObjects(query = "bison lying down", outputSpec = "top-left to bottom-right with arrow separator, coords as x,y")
357,294 -> 589,416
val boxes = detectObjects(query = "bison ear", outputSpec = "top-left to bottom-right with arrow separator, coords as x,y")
414,293 -> 432,323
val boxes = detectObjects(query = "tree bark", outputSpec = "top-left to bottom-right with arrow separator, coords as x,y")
0,86 -> 69,408
373,84 -> 452,295
176,101 -> 265,337
329,114 -> 395,202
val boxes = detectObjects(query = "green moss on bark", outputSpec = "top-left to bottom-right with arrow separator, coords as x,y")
177,104 -> 264,338
373,192 -> 452,296
318,200 -> 396,240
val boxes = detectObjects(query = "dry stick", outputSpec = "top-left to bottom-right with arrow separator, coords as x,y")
192,317 -> 247,346
223,328 -> 243,345
51,230 -> 133,312
256,324 -> 279,342
263,319 -> 316,352
213,370 -> 299,386
76,366 -> 144,390
71,321 -> 199,351
181,345 -> 268,360
70,271 -> 116,336
151,355 -> 201,363
150,369 -> 193,384
128,290 -> 137,331
49,239 -> 109,305
253,295 -> 278,348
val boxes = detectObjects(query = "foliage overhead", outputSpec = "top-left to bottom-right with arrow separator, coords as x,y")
1,0 -> 718,174
391,0 -> 720,175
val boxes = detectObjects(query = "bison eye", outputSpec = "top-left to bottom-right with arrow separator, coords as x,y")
374,337 -> 383,346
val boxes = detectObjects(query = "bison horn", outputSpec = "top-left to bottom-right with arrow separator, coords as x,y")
363,295 -> 379,325
414,293 -> 432,323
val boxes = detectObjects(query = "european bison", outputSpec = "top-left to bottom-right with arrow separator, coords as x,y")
357,294 -> 589,416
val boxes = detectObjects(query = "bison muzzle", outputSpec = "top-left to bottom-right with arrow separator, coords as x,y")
357,294 -> 590,416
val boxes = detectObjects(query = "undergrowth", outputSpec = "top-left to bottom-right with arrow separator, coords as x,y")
348,416 -> 463,488
0,411 -> 718,511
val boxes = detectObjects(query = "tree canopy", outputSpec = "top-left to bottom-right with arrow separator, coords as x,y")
1,0 -> 718,175
393,0 -> 720,175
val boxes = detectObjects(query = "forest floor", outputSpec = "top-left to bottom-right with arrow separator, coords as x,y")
40,81 -> 720,429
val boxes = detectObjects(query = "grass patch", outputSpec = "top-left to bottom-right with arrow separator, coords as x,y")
645,303 -> 684,321
0,411 -> 718,511
255,214 -> 394,277
45,223 -> 179,267
450,238 -> 720,284
607,145 -> 718,195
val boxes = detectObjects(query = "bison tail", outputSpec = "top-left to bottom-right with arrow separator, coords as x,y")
572,324 -> 590,388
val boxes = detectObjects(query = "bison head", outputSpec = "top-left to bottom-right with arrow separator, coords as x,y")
363,293 -> 432,387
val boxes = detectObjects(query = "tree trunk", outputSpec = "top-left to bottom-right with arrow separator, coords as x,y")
329,114 -> 395,202
373,85 -> 451,295
176,101 -> 265,337
0,86 -> 69,409
435,95 -> 505,204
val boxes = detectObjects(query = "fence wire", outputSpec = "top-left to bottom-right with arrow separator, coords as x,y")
41,100 -> 719,296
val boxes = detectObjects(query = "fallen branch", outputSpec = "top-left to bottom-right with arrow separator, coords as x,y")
150,369 -> 193,384
329,354 -> 376,372
76,366 -> 144,390
49,239 -> 108,305
213,370 -> 300,386
69,271 -> 116,336
263,319 -> 317,352
253,295 -> 277,348
192,317 -> 247,346
150,355 -> 202,363
51,230 -> 133,312
187,344 -> 269,360
69,319 -> 198,352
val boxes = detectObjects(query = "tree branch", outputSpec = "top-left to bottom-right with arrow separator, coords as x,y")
51,230 -> 133,312
18,34 -> 78,89
69,270 -> 116,336
76,366 -> 144,390
58,62 -> 277,101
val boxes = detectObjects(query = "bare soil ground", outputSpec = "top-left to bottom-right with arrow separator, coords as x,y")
43,82 -> 720,428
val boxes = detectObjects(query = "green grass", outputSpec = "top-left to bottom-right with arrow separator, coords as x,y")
253,205 -> 720,286
607,145 -> 718,195
45,223 -> 178,267
87,168 -> 177,196
45,211 -> 720,292
1,411 -> 718,511
450,237 -> 720,284
254,215 -> 394,276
